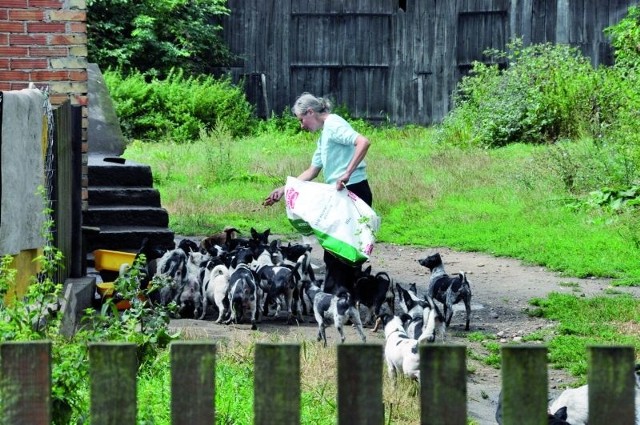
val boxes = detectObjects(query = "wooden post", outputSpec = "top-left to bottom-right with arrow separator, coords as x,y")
171,341 -> 216,425
420,344 -> 467,425
0,341 -> 51,425
89,343 -> 137,425
588,345 -> 636,424
254,343 -> 300,425
501,345 -> 548,425
337,344 -> 383,425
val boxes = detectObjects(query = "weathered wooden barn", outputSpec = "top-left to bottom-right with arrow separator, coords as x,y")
220,0 -> 640,125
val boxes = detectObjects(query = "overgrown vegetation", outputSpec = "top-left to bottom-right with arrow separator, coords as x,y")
87,0 -> 233,78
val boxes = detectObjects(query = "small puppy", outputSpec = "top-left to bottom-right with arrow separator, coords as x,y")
418,252 -> 472,330
252,245 -> 299,323
199,262 -> 230,322
224,248 -> 259,330
200,226 -> 239,255
378,313 -> 420,382
353,267 -> 395,326
305,281 -> 366,347
395,283 -> 446,342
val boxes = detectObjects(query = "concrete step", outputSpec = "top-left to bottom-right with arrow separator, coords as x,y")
85,225 -> 175,252
88,156 -> 153,187
88,186 -> 161,207
83,206 -> 169,227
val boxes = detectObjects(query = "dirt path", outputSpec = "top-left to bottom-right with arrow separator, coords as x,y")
169,238 -> 640,424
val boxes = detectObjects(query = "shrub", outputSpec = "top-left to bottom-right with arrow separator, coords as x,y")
438,39 -> 597,147
105,68 -> 256,143
87,0 -> 233,78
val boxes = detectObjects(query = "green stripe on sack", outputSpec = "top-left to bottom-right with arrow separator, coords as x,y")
313,230 -> 368,265
288,218 -> 315,236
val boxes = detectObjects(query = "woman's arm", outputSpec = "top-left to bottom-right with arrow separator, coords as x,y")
263,165 -> 322,206
336,134 -> 370,189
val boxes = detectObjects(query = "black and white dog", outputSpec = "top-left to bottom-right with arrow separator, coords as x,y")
378,313 -> 420,382
224,248 -> 259,330
418,252 -> 472,330
252,245 -> 300,323
353,267 -> 395,326
395,282 -> 446,342
305,281 -> 366,347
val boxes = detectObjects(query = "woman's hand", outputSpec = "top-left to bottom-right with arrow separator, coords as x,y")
263,187 -> 285,206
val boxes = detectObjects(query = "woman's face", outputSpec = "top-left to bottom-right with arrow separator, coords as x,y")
296,109 -> 323,132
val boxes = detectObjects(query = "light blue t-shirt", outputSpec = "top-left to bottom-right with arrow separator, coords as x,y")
311,114 -> 367,185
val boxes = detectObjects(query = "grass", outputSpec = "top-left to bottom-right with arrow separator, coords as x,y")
122,125 -> 640,423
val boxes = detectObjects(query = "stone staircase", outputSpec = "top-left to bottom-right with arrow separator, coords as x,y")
83,155 -> 175,253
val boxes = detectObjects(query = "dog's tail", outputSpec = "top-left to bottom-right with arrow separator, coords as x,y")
459,271 -> 472,295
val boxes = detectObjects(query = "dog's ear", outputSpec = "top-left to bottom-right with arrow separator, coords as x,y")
250,227 -> 258,240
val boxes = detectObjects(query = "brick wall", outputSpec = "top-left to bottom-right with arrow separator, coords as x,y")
0,0 -> 88,203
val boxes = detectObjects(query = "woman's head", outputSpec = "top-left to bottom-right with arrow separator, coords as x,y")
292,93 -> 332,131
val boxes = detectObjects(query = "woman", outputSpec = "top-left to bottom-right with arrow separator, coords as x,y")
263,92 -> 373,294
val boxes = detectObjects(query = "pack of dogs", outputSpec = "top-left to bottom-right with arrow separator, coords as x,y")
116,228 -> 475,384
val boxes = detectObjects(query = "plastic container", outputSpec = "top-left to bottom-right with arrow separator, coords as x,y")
93,249 -> 137,272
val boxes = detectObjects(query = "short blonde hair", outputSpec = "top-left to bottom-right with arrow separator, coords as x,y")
291,92 -> 333,116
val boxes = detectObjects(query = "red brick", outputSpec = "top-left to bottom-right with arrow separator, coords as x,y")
50,34 -> 85,45
68,22 -> 86,33
48,10 -> 85,22
10,34 -> 47,45
9,9 -> 44,20
12,58 -> 47,69
29,0 -> 62,7
31,70 -> 68,80
0,34 -> 8,45
0,22 -> 25,32
0,10 -> 8,20
0,58 -> 9,68
0,1 -> 28,8
68,69 -> 86,81
29,46 -> 67,56
0,46 -> 28,56
0,70 -> 29,80
0,82 -> 10,90
27,22 -> 65,33
11,82 -> 30,90
49,92 -> 68,104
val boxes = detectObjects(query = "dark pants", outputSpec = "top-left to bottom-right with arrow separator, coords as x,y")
323,180 -> 373,294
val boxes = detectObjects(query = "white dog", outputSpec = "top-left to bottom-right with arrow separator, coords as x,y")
199,262 -> 230,322
379,313 -> 420,382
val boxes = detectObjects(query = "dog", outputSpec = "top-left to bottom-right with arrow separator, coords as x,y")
395,283 -> 446,342
496,391 -> 571,424
251,244 -> 299,323
418,252 -> 472,330
378,312 -> 421,382
199,262 -> 230,322
277,242 -> 316,316
224,247 -> 259,330
305,281 -> 366,347
353,267 -> 395,326
199,226 -> 239,255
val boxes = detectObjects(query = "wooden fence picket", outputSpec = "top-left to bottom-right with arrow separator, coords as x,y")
170,341 -> 216,425
337,344 -> 384,425
89,343 -> 137,425
501,345 -> 548,425
420,344 -> 467,425
588,345 -> 636,424
254,343 -> 301,425
0,341 -> 51,425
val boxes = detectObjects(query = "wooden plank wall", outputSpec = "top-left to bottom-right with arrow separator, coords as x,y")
220,0 -> 639,126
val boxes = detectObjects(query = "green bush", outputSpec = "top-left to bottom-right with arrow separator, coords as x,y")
105,68 -> 256,143
439,39 -> 597,147
87,0 -> 233,78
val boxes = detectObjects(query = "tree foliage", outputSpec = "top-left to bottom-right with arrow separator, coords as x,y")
87,0 -> 234,78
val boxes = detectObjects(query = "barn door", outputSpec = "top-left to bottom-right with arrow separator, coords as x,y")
456,2 -> 509,78
289,2 -> 393,122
